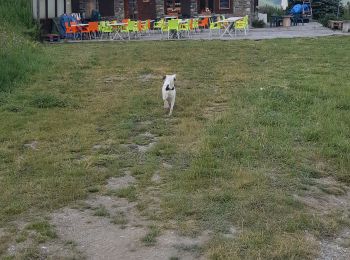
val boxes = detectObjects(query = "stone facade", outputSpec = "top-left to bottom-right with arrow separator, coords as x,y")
155,0 -> 164,18
75,0 -> 256,20
233,0 -> 252,17
114,0 -> 124,18
190,0 -> 198,16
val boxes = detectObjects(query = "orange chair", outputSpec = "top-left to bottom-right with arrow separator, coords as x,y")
137,20 -> 143,32
80,24 -> 90,40
121,19 -> 129,31
70,21 -> 81,39
122,19 -> 130,24
189,19 -> 194,30
198,17 -> 209,29
88,22 -> 99,39
65,22 -> 80,39
64,22 -> 74,38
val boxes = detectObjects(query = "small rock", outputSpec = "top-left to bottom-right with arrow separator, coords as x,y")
7,245 -> 16,255
151,172 -> 161,183
23,141 -> 38,150
163,162 -> 173,169
92,144 -> 102,150
138,142 -> 156,153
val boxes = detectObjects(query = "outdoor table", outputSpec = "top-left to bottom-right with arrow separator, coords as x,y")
164,16 -> 177,21
218,17 -> 243,38
70,23 -> 89,40
108,22 -> 127,40
282,15 -> 292,27
71,23 -> 89,28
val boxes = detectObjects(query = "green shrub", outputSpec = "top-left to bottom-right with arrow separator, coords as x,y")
0,0 -> 42,94
0,0 -> 35,29
252,19 -> 266,28
258,5 -> 284,22
319,13 -> 338,27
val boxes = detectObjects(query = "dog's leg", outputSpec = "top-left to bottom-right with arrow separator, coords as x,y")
164,100 -> 169,109
169,98 -> 175,116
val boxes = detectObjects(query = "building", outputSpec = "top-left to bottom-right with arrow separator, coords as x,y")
32,0 -> 258,20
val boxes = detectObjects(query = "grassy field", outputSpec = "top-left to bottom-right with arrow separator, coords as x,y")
0,37 -> 349,258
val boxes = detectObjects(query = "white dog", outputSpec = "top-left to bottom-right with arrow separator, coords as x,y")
162,74 -> 176,116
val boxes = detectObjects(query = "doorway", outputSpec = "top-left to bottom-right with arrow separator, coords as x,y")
124,0 -> 138,19
99,0 -> 114,17
137,0 -> 156,20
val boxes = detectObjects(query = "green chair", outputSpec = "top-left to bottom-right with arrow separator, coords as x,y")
160,22 -> 169,39
179,19 -> 191,38
209,18 -> 221,38
192,18 -> 199,33
141,20 -> 151,36
99,21 -> 113,39
235,15 -> 249,36
168,19 -> 180,39
154,18 -> 164,32
121,20 -> 138,40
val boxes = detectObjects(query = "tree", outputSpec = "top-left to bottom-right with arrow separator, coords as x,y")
310,0 -> 344,19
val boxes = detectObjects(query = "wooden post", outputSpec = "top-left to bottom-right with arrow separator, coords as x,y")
36,0 -> 40,21
45,0 -> 48,19
55,0 -> 58,17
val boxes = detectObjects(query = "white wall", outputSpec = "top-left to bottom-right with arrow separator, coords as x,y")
32,0 -> 71,19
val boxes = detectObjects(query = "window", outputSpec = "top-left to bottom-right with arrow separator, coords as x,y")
165,0 -> 181,14
219,0 -> 230,9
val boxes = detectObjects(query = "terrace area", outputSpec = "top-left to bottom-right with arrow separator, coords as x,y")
56,17 -> 347,44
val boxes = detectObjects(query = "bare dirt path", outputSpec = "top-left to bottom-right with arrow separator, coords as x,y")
49,173 -> 208,259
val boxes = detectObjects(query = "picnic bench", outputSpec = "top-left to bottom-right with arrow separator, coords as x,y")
328,20 -> 343,30
44,34 -> 60,42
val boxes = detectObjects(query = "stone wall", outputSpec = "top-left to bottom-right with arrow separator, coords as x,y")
233,0 -> 251,17
190,0 -> 198,16
114,0 -> 124,18
75,0 -> 254,20
155,0 -> 164,17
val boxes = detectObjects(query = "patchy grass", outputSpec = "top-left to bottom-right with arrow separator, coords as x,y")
0,37 -> 349,258
25,220 -> 57,243
113,186 -> 137,202
93,205 -> 110,217
141,225 -> 161,246
111,211 -> 128,227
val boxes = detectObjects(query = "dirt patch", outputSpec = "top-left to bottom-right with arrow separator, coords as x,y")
294,177 -> 350,215
121,132 -> 159,154
103,75 -> 125,84
106,172 -> 135,190
138,74 -> 158,83
47,169 -> 209,259
295,177 -> 350,259
317,229 -> 350,260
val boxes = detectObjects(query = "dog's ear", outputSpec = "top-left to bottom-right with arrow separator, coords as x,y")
173,74 -> 176,81
163,75 -> 166,80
